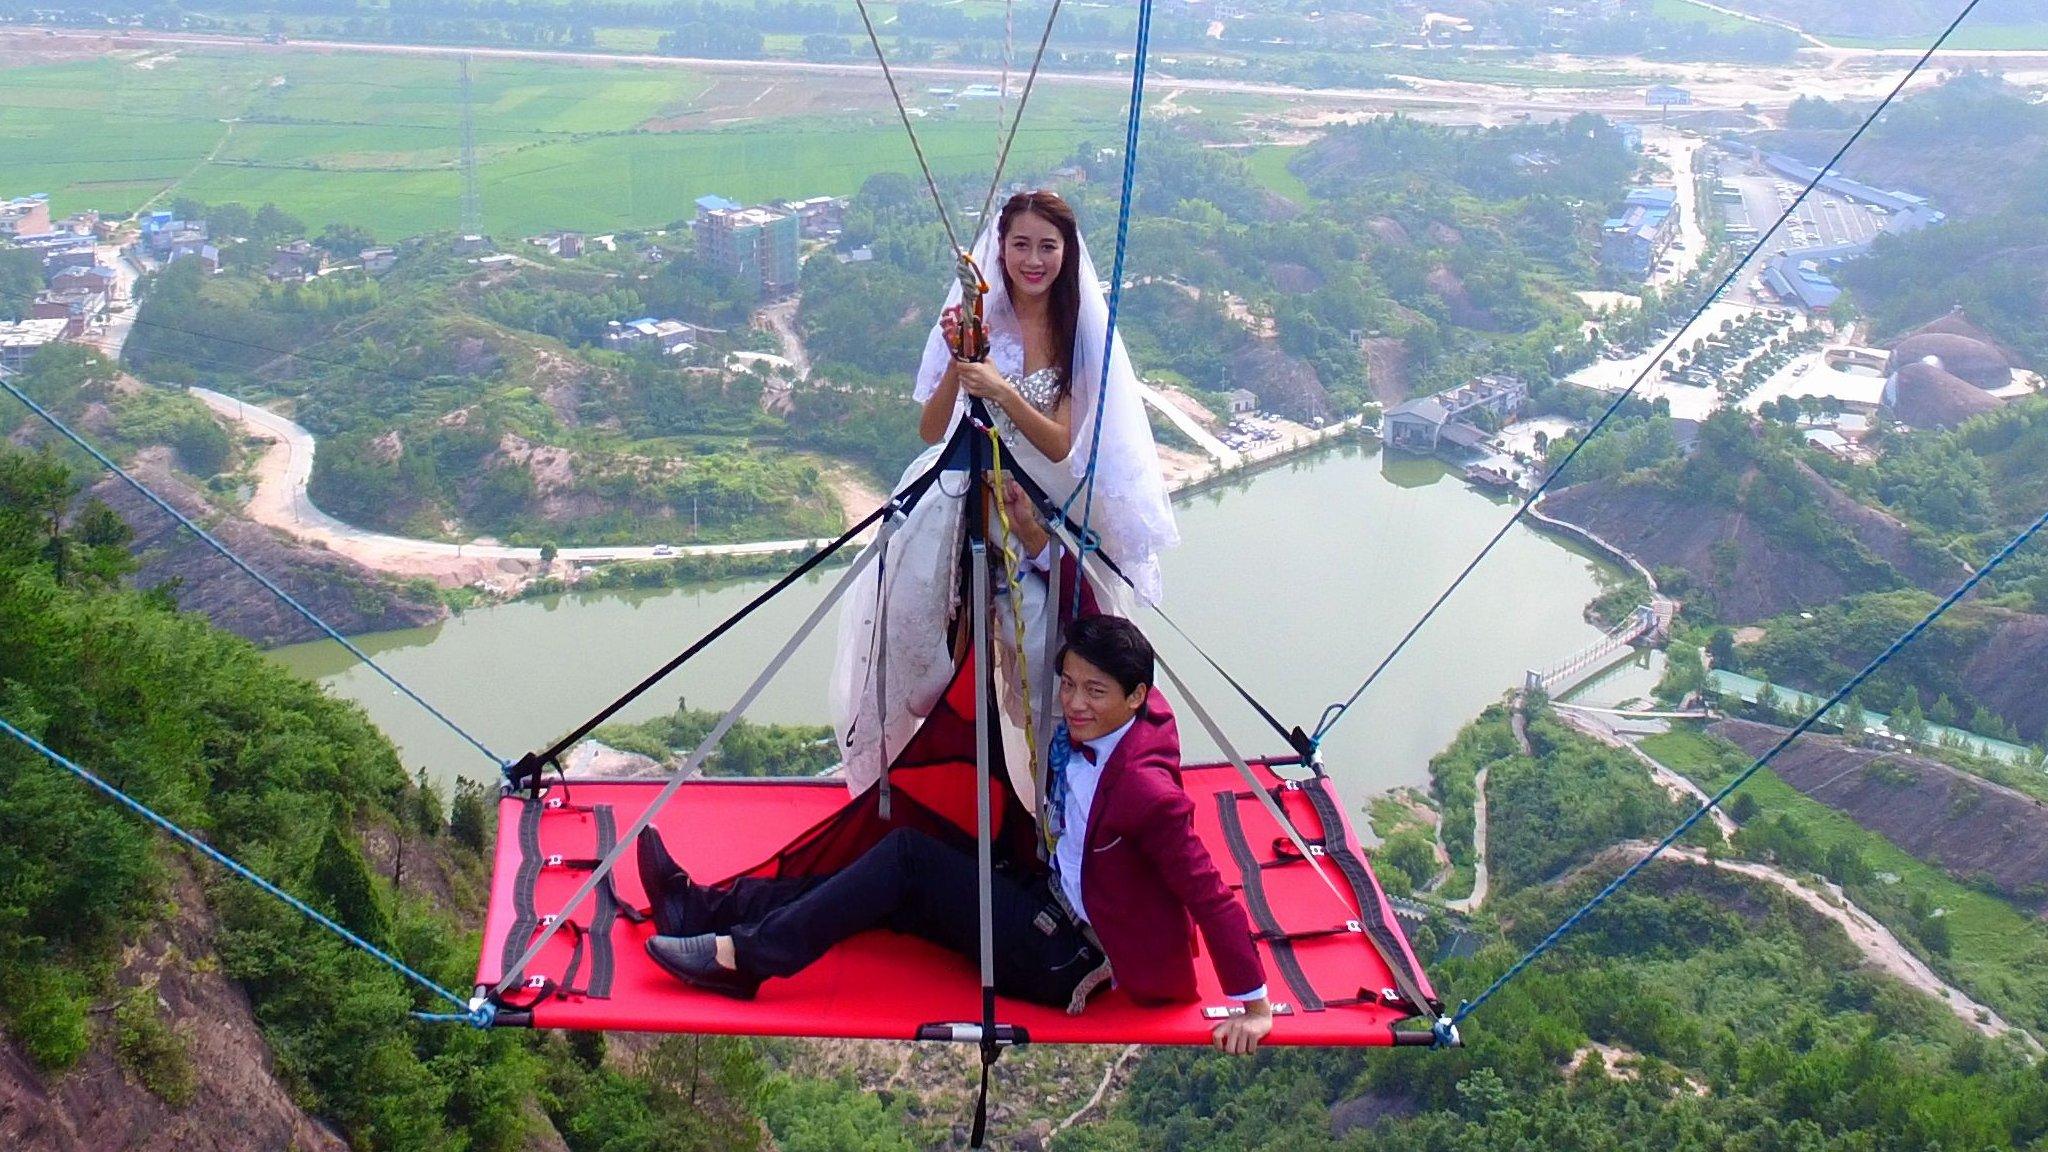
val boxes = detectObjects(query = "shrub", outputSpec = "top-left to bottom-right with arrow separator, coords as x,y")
115,986 -> 198,1107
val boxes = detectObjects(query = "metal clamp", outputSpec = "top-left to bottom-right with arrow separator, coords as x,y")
1203,1002 -> 1294,1020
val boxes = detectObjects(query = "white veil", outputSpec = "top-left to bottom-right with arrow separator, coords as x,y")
828,209 -> 1179,795
913,214 -> 1179,603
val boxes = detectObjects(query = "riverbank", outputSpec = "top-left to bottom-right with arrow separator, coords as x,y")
275,443 -> 1622,802
195,384 -> 1370,594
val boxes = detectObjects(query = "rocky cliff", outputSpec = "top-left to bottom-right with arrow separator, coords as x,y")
99,450 -> 445,647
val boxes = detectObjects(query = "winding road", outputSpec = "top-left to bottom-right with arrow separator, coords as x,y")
1608,840 -> 2042,1055
188,386 -> 840,584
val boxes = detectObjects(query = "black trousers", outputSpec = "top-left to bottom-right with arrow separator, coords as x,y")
670,828 -> 1103,1009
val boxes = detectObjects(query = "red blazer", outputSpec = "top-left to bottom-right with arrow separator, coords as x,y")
1077,688 -> 1267,1005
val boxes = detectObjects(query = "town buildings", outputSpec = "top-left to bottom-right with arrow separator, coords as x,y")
1743,150 -> 1945,314
1384,376 -> 1529,456
603,317 -> 699,356
693,195 -> 800,298
1,194 -> 53,238
0,318 -> 69,372
1599,187 -> 1679,279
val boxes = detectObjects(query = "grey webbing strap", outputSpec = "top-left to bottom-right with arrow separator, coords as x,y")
1159,652 -> 1438,1018
493,539 -> 882,996
971,538 -> 997,1005
1150,647 -> 1348,910
872,516 -> 899,819
1033,544 -> 1064,850
1055,531 -> 1442,1009
1041,520 -> 1341,902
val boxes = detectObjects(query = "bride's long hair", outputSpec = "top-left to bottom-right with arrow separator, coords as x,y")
995,190 -> 1082,403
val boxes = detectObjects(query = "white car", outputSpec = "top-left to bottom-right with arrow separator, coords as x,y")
651,545 -> 675,557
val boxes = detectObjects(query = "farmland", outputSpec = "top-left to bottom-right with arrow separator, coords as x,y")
0,44 -> 1134,238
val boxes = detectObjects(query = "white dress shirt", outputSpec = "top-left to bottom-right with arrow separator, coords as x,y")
1050,709 -> 1267,1003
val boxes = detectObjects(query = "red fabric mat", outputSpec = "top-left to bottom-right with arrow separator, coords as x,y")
476,762 -> 1429,1047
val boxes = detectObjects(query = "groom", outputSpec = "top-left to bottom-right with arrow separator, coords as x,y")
639,605 -> 1275,1054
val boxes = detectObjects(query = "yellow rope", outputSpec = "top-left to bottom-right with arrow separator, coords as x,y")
982,426 -> 1043,830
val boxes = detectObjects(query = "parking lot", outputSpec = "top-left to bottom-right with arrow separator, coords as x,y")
1714,163 -> 1897,304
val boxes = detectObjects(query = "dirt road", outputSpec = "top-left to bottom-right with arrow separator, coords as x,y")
1612,840 -> 2041,1054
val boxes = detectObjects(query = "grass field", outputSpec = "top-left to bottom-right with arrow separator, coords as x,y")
1648,0 -> 1761,33
0,46 -> 1132,238
1639,726 -> 2048,1035
1241,144 -> 1312,204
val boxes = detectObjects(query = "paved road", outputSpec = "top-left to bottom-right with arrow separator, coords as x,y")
1555,706 -> 1741,839
1139,386 -> 1241,468
82,245 -> 143,361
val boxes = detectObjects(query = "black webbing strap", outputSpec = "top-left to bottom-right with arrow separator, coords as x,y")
495,920 -> 588,1010
1215,790 -> 1324,1013
1254,921 -> 1362,944
587,805 -> 620,999
1298,777 -> 1438,1017
539,859 -> 649,925
506,455 -> 951,793
970,1047 -> 996,1149
499,798 -> 545,976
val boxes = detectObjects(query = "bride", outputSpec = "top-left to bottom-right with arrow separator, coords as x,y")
829,190 -> 1178,797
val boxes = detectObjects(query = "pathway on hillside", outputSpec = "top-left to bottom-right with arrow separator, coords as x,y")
1139,385 -> 1241,468
1667,0 -> 1831,48
1557,707 -> 1740,838
1443,701 -> 1516,915
1428,711 -> 2038,1052
190,375 -> 1364,586
1603,840 -> 2041,1054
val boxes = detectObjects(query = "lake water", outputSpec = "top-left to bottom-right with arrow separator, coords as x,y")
274,441 -> 1621,806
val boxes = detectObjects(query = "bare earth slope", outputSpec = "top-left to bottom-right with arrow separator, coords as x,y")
1712,718 -> 2048,912
100,450 -> 445,646
1541,463 -> 1958,623
1960,612 -> 2048,742
0,867 -> 346,1152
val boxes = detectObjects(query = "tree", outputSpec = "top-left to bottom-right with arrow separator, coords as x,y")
315,223 -> 376,258
308,822 -> 390,946
1919,912 -> 1951,956
1729,791 -> 1761,824
1706,627 -> 1739,671
450,779 -> 491,852
1831,694 -> 1867,740
1890,697 -> 1929,742
539,541 -> 559,569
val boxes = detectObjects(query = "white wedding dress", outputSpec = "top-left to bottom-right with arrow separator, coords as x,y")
828,225 -> 1178,802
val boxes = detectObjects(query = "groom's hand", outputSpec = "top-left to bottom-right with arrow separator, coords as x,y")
997,476 -> 1051,559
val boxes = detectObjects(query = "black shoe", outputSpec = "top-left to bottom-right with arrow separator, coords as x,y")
646,934 -> 760,1000
637,826 -> 686,894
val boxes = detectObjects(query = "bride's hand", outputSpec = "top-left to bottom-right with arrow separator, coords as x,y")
940,305 -> 962,351
956,361 -> 1016,410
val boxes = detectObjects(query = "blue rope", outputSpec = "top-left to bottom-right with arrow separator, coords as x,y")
0,714 -> 492,1026
0,374 -> 503,768
1444,500 -> 2048,1037
1063,0 -> 1153,614
1308,0 -> 1986,751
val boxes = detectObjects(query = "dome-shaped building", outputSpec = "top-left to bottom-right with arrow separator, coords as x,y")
1883,358 -> 2005,429
1882,333 -> 2013,392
